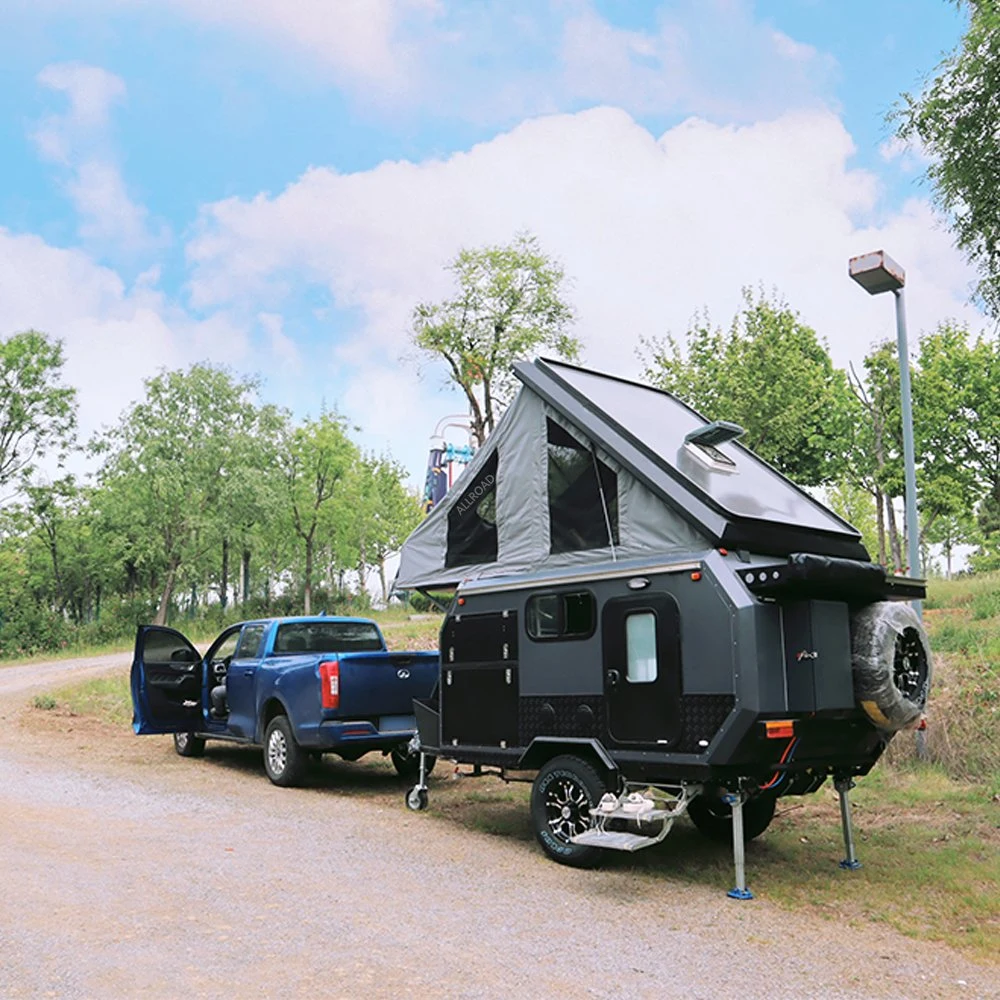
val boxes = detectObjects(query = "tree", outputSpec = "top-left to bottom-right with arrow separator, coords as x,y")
412,232 -> 579,446
895,1 -> 1000,314
640,289 -> 853,486
93,365 -> 265,625
278,413 -> 357,615
0,330 -> 76,496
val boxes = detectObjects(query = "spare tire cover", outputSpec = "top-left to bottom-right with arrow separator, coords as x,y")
850,601 -> 932,731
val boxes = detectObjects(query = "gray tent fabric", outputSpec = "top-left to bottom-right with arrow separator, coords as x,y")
394,381 -> 707,591
394,359 -> 865,591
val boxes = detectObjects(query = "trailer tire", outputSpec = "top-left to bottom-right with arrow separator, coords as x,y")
850,601 -> 932,731
687,793 -> 775,844
531,755 -> 608,869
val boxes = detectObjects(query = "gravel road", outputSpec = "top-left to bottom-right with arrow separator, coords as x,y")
0,653 -> 996,999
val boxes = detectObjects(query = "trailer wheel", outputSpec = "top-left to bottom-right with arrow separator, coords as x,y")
173,732 -> 205,758
850,601 -> 932,731
390,747 -> 437,780
405,785 -> 428,811
687,794 -> 775,844
531,755 -> 608,869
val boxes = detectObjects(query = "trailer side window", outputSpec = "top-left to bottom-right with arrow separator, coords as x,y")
546,419 -> 619,554
446,450 -> 499,567
625,611 -> 657,683
526,591 -> 596,641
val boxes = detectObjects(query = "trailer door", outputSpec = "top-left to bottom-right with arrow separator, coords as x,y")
603,594 -> 682,746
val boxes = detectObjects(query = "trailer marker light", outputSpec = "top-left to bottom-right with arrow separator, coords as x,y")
690,572 -> 702,581
457,597 -> 466,605
765,720 -> 795,739
718,548 -> 728,556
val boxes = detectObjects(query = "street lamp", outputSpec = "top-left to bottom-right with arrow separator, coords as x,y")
848,250 -> 922,599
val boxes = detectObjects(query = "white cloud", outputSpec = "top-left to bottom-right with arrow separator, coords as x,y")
163,0 -> 441,101
183,106 -> 981,480
258,312 -> 302,373
33,62 -> 167,255
0,227 -> 257,455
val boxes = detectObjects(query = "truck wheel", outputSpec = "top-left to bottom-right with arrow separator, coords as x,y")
390,747 -> 437,780
173,732 -> 205,758
687,793 -> 775,843
530,755 -> 608,869
850,601 -> 932,731
263,715 -> 306,787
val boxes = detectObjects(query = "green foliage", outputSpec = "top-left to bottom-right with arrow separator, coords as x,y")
826,479 -> 878,557
895,1 -> 1000,314
412,232 -> 578,445
640,289 -> 853,486
31,694 -> 56,710
0,330 -> 76,493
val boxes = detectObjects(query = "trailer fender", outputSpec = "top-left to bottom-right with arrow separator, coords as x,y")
518,737 -> 618,775
850,601 -> 932,732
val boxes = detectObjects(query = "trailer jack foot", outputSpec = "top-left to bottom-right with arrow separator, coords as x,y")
405,749 -> 432,812
724,791 -> 754,900
835,775 -> 862,871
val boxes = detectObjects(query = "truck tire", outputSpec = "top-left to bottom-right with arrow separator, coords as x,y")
530,755 -> 608,869
173,732 -> 205,758
687,793 -> 775,844
390,747 -> 437,780
263,715 -> 306,787
850,601 -> 932,731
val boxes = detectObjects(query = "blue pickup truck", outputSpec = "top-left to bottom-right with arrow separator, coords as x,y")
130,616 -> 438,787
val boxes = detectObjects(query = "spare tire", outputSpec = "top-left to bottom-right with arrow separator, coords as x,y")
850,601 -> 932,731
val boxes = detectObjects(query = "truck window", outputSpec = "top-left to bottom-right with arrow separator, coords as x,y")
272,621 -> 384,654
526,591 -> 595,641
235,624 -> 267,659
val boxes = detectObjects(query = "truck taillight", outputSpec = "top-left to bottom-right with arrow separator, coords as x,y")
320,660 -> 340,709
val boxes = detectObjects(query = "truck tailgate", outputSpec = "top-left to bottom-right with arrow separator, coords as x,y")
336,651 -> 438,717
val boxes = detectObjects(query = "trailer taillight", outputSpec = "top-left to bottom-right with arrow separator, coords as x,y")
764,719 -> 795,739
319,660 -> 340,709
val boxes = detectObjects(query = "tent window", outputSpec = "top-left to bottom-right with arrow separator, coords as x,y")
446,450 -> 499,567
526,591 -> 596,641
547,419 -> 619,554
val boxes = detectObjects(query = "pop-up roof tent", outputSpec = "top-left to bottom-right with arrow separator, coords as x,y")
394,359 -> 867,591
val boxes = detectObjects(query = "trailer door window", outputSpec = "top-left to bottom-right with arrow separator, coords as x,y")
526,591 -> 596,641
625,611 -> 657,683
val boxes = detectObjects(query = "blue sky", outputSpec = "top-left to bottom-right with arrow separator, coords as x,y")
0,0 -> 976,485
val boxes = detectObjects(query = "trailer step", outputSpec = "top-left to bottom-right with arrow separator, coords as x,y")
570,828 -> 667,852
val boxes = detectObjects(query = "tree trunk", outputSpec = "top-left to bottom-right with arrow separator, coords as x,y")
155,559 -> 180,626
378,559 -> 388,603
886,500 -> 903,572
242,548 -> 251,610
220,538 -> 229,610
875,490 -> 887,566
304,539 -> 313,615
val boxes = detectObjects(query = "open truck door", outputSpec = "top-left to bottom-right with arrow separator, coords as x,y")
130,626 -> 203,734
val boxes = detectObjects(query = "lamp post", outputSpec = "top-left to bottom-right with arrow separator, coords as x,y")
848,251 -> 921,601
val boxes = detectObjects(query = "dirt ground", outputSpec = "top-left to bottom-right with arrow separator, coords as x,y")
1,653 -> 997,999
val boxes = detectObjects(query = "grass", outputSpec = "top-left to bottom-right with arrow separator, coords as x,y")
899,573 -> 1000,790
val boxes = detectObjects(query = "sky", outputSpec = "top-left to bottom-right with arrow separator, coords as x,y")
0,0 -> 980,490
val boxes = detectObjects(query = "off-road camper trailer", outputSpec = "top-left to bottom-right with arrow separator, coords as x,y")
395,359 -> 931,898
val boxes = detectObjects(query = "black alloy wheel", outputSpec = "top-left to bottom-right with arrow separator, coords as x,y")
530,755 -> 609,868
